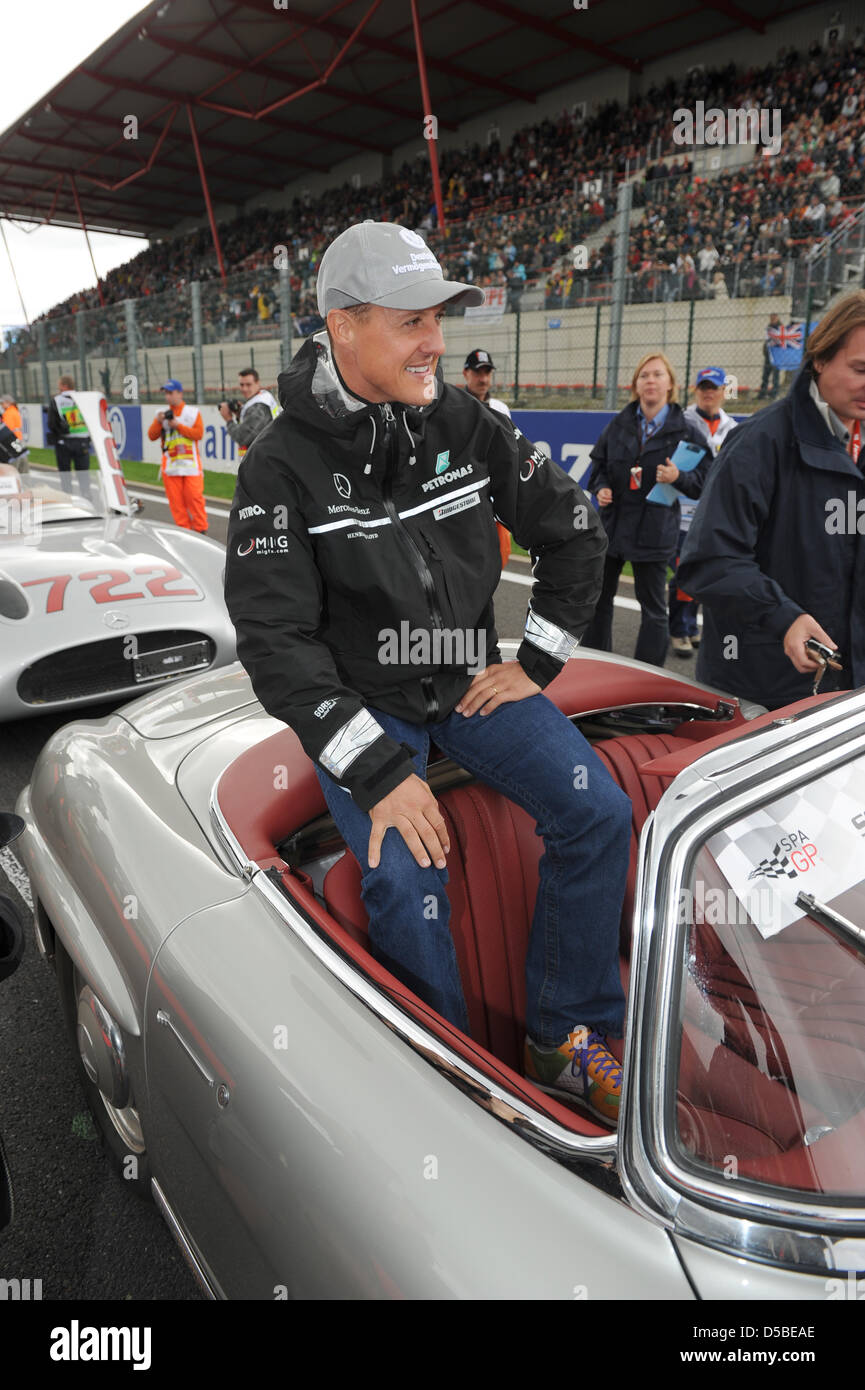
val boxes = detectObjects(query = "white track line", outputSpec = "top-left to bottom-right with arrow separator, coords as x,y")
0,848 -> 32,909
500,568 -> 641,611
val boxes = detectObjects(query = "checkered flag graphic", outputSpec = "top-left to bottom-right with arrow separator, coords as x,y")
746,842 -> 799,881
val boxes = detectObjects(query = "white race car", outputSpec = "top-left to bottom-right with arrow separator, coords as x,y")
0,394 -> 235,720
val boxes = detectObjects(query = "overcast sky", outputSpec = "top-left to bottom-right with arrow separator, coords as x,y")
0,0 -> 150,331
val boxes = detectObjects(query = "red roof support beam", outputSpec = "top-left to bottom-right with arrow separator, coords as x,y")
257,0 -> 385,117
242,0 -> 528,103
470,0 -> 643,72
78,104 -> 180,193
410,0 -> 445,232
702,0 -> 766,32
186,103 -> 226,285
68,173 -> 105,307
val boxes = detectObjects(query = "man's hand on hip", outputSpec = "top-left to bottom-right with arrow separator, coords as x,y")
454,660 -> 541,718
368,773 -> 450,871
783,613 -> 839,673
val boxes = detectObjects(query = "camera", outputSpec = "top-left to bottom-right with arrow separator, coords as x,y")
220,399 -> 242,417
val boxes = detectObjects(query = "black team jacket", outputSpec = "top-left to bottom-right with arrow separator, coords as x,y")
224,331 -> 607,811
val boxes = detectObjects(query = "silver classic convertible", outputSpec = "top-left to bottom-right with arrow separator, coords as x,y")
13,652 -> 865,1299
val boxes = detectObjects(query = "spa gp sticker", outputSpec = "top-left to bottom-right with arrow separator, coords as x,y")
706,752 -> 865,938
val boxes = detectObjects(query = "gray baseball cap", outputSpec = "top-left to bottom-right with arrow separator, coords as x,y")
316,221 -> 485,315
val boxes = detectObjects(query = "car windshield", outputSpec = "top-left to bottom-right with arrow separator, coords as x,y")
672,747 -> 865,1201
0,467 -> 107,528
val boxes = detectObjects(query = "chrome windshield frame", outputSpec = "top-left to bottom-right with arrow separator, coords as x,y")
621,687 -> 865,1272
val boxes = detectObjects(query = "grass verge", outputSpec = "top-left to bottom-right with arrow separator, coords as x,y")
26,447 -> 239,501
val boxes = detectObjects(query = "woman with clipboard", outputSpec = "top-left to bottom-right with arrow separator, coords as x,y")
583,351 -> 708,667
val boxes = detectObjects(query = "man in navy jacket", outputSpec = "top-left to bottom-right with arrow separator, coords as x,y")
678,292 -> 865,710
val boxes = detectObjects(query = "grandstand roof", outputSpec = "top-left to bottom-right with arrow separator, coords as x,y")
0,0 -> 822,241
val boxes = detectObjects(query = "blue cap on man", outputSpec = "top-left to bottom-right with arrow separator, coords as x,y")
695,366 -> 726,387
161,378 -> 183,392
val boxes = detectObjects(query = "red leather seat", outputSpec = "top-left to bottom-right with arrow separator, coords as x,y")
323,732 -> 690,1071
213,658 -> 748,1120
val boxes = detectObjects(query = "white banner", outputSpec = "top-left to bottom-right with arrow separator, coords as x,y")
464,286 -> 507,322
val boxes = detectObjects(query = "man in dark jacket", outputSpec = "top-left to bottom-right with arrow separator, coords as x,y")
678,291 -> 865,711
224,221 -> 632,1124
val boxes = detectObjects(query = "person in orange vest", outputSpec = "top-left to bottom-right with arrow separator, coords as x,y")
147,378 -> 207,533
0,395 -> 28,474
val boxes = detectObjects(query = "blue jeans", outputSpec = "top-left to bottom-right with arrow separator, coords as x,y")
314,693 -> 631,1047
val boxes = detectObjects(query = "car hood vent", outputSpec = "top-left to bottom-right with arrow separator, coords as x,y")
0,577 -> 28,620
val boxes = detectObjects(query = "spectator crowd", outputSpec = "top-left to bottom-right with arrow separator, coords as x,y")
6,25 -> 865,368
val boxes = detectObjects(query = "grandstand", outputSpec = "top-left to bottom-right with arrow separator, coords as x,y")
2,0 -> 865,411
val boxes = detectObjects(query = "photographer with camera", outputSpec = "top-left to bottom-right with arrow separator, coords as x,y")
219,368 -> 280,461
147,379 -> 207,533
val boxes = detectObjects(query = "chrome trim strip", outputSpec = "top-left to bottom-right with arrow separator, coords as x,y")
621,698 -> 865,1267
151,1178 -> 221,1300
252,869 -> 618,1166
575,700 -> 733,722
156,1009 -> 215,1088
209,784 -> 258,879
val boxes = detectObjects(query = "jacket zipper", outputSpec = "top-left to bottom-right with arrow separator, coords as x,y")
380,401 -> 440,719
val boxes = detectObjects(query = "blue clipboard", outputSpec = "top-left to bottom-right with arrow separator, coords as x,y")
645,439 -> 705,505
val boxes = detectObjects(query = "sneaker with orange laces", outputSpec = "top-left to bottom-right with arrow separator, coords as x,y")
524,1027 -> 622,1123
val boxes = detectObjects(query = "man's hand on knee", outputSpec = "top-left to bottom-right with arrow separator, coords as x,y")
368,773 -> 450,870
454,660 -> 541,718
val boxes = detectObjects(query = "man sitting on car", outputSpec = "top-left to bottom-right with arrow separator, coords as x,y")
224,222 -> 632,1125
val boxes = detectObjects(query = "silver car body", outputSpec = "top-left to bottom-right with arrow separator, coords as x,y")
14,654 -> 865,1299
0,392 -> 235,719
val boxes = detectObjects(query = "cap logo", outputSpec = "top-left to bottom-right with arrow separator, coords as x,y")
399,228 -> 427,248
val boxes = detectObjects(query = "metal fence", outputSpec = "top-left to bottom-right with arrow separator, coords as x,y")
3,187 -> 864,412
